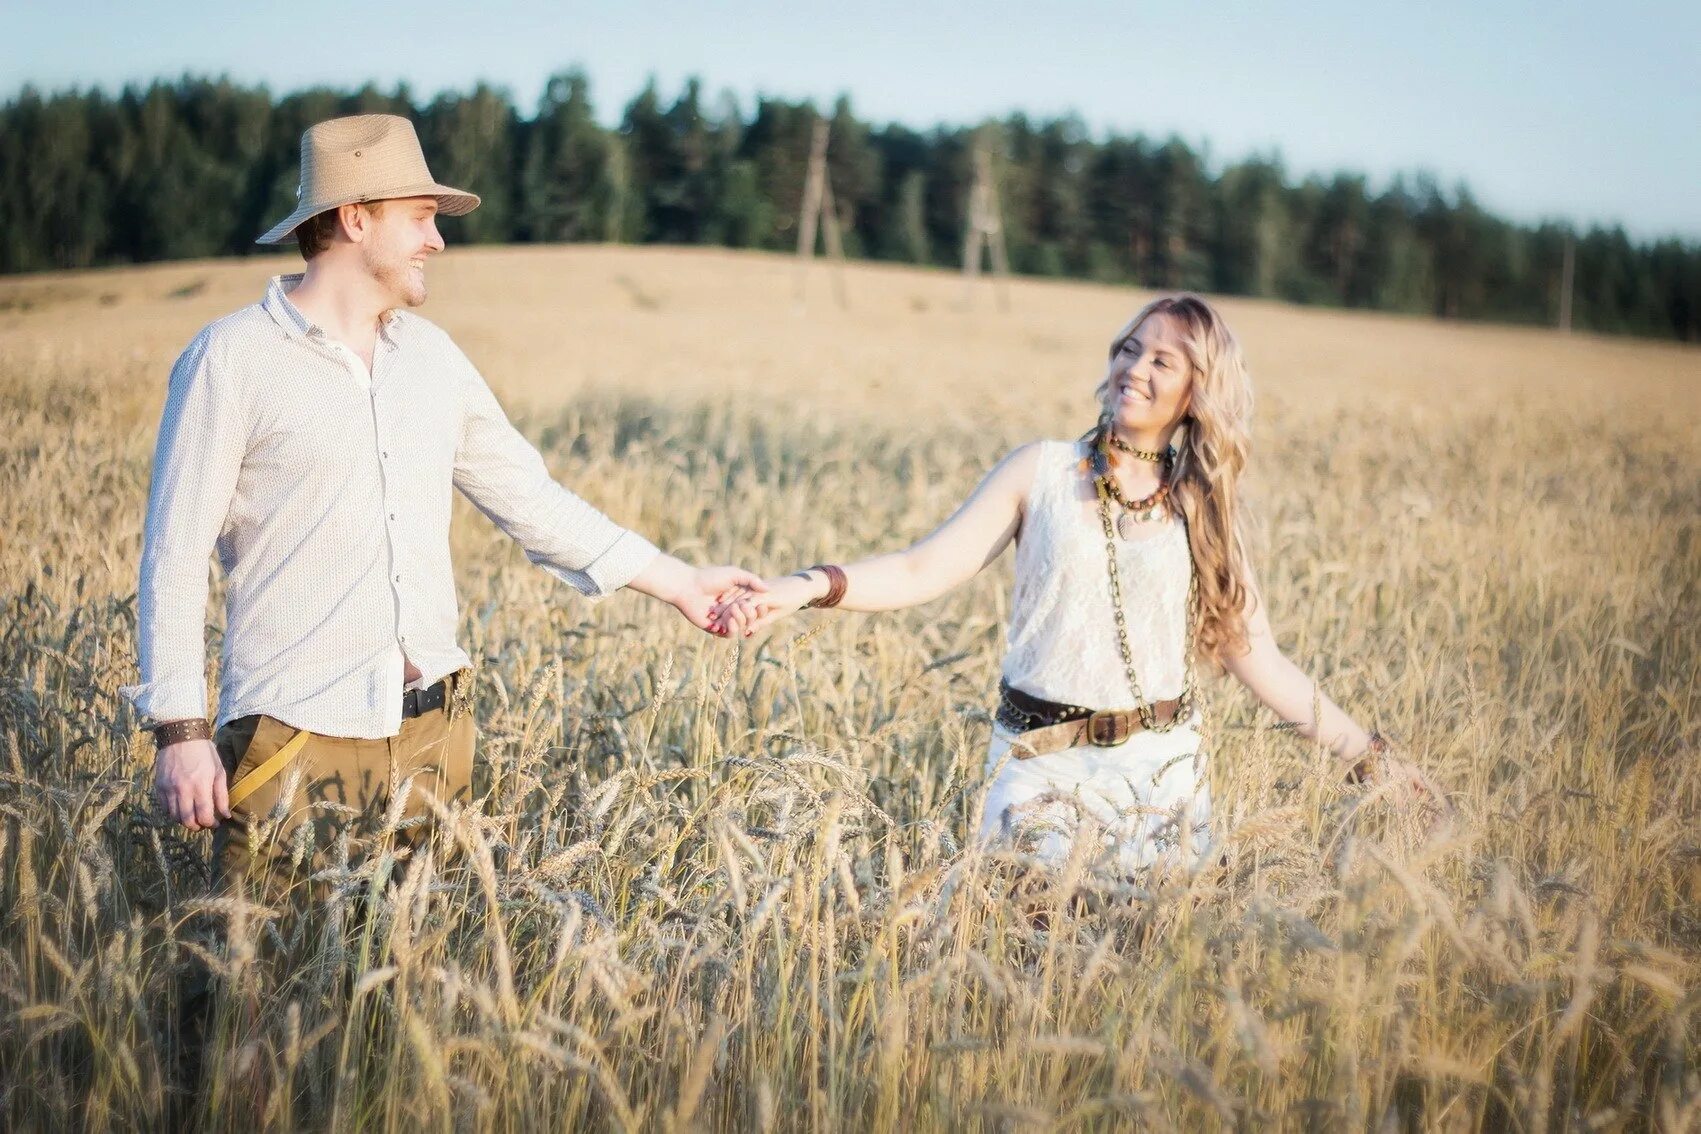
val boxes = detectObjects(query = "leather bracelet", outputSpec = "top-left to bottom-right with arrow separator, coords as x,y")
152,719 -> 212,748
1344,730 -> 1389,785
799,563 -> 848,609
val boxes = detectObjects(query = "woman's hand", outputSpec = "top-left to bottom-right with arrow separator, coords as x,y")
710,572 -> 821,637
1352,750 -> 1448,811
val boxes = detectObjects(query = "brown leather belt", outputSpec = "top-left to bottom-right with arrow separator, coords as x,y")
995,679 -> 1183,759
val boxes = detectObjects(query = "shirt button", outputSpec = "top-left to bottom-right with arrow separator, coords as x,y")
394,574 -> 402,583
389,513 -> 397,521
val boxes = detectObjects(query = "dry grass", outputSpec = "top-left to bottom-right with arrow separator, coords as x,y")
0,246 -> 1698,1130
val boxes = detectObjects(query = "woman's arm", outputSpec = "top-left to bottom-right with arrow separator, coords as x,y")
1220,587 -> 1373,763
1223,579 -> 1441,798
720,443 -> 1042,630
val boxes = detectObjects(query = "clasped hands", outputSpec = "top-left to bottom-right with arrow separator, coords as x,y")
705,568 -> 825,639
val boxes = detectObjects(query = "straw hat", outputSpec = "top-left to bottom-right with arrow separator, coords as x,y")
256,114 -> 480,245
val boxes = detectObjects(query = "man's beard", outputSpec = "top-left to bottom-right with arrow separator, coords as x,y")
366,246 -> 427,307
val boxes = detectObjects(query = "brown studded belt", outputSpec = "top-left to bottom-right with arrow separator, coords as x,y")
995,679 -> 1184,759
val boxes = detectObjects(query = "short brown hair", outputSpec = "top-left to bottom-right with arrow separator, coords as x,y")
294,201 -> 386,260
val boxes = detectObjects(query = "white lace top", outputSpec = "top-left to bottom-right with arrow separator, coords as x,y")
1002,440 -> 1193,708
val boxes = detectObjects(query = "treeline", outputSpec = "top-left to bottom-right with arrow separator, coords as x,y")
2,73 -> 1697,340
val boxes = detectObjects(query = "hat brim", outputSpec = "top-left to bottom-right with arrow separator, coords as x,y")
256,183 -> 481,245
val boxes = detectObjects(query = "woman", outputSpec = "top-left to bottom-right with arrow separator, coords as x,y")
712,295 -> 1437,871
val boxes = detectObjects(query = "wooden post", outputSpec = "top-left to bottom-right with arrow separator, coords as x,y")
1558,235 -> 1575,334
961,128 -> 1010,309
795,117 -> 847,308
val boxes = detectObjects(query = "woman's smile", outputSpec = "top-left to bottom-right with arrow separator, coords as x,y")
1117,376 -> 1151,402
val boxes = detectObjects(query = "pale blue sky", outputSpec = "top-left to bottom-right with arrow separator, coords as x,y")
7,0 -> 1699,240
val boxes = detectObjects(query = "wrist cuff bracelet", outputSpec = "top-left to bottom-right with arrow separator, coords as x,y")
801,564 -> 848,609
1344,730 -> 1389,785
152,719 -> 211,748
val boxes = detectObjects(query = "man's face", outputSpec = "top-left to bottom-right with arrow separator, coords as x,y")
360,197 -> 444,308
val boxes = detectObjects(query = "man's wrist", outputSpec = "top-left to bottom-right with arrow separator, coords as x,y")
152,718 -> 212,748
627,553 -> 692,606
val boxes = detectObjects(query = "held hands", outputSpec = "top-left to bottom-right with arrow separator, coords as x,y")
628,555 -> 768,636
708,571 -> 823,638
674,564 -> 770,636
153,738 -> 230,830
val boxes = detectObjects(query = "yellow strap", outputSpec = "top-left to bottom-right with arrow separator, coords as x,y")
228,728 -> 313,808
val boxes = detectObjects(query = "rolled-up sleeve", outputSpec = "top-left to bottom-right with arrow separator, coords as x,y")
119,333 -> 247,724
452,362 -> 659,598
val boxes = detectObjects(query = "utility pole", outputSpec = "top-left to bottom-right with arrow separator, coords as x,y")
604,134 -> 630,244
962,127 -> 1011,310
1558,234 -> 1575,334
794,117 -> 847,308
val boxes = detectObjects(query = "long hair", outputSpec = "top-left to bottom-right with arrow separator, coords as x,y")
1094,294 -> 1255,662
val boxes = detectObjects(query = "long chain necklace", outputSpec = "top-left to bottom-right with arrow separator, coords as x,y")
1093,476 -> 1198,732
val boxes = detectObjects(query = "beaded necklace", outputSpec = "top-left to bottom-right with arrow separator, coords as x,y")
1095,434 -> 1175,537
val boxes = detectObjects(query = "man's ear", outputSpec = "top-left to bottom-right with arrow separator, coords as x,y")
337,202 -> 372,245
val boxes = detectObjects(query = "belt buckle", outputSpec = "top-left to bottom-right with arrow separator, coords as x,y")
1086,710 -> 1126,747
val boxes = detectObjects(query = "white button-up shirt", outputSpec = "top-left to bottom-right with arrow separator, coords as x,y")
121,274 -> 660,738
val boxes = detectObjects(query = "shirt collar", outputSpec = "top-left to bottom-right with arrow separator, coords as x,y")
261,274 -> 313,339
261,274 -> 406,345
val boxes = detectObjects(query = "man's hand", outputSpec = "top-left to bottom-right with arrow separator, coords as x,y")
628,554 -> 767,636
153,738 -> 230,830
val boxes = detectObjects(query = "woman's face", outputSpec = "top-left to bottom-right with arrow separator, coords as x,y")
1105,310 -> 1195,435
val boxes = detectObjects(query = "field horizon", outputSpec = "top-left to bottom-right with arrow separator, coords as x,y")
4,243 -> 1698,422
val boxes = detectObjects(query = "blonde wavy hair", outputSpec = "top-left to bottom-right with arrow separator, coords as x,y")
1093,294 -> 1255,662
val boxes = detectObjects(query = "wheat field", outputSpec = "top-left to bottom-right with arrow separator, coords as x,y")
1,246 -> 1698,1131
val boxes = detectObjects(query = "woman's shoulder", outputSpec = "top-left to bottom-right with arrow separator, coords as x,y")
997,439 -> 1073,474
1009,437 -> 1091,463
990,438 -> 1089,499
1022,437 -> 1094,473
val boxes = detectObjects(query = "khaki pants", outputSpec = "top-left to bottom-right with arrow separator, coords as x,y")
211,674 -> 476,893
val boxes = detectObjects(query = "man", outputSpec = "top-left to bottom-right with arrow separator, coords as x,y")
122,114 -> 756,885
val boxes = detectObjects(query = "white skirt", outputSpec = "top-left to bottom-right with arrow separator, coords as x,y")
979,715 -> 1213,873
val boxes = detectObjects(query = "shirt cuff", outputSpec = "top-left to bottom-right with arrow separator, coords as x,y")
534,530 -> 662,599
119,679 -> 208,727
